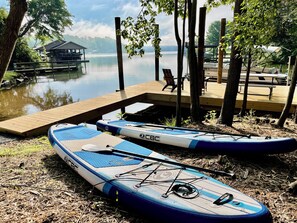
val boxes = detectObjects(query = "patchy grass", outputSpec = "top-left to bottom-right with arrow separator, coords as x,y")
3,71 -> 18,81
0,136 -> 51,157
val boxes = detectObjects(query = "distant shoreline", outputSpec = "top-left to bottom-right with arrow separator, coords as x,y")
85,50 -> 178,58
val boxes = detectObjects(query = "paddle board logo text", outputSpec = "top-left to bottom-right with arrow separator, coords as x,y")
64,156 -> 78,171
139,133 -> 160,142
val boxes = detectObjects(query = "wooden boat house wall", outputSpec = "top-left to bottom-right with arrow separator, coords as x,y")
35,40 -> 87,62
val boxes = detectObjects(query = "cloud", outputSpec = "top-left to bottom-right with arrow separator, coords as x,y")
64,1 -> 233,46
118,2 -> 141,17
206,5 -> 233,27
90,4 -> 106,11
64,20 -> 115,38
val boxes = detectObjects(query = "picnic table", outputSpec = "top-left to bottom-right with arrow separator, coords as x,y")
240,73 -> 287,84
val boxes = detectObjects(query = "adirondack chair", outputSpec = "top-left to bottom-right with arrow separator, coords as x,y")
185,71 -> 210,92
162,69 -> 185,92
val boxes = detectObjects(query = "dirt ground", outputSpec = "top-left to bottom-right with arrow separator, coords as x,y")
0,117 -> 296,223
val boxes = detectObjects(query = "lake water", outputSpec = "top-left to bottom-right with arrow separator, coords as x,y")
0,52 -> 185,121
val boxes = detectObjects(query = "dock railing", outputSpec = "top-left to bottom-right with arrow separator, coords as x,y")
13,60 -> 89,74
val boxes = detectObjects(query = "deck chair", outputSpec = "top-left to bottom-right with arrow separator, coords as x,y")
184,71 -> 210,93
162,69 -> 184,92
203,70 -> 210,92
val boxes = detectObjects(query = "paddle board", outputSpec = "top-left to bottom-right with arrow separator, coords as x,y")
96,119 -> 296,154
48,123 -> 272,223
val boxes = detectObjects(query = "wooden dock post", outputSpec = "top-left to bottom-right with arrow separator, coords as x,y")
197,7 -> 206,96
115,17 -> 125,113
217,18 -> 226,84
154,24 -> 160,81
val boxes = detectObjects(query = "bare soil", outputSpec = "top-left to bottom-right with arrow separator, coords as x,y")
0,117 -> 296,223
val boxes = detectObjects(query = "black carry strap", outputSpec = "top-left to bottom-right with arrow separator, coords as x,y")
213,193 -> 234,205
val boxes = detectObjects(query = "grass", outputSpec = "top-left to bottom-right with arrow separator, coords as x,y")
3,71 -> 18,81
0,136 -> 51,157
161,116 -> 176,126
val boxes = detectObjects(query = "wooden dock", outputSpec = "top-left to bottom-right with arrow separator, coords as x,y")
14,60 -> 89,74
0,80 -> 296,137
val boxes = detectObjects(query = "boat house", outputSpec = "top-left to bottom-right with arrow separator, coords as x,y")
35,40 -> 87,62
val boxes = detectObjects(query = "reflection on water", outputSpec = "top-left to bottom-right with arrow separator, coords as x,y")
0,52 -> 182,121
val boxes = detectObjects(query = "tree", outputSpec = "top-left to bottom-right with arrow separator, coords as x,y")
173,0 -> 187,126
188,0 -> 201,122
206,20 -> 221,46
10,38 -> 41,69
0,7 -> 7,34
277,57 -> 297,127
0,0 -> 72,83
122,0 -> 203,126
272,1 -> 297,63
19,0 -> 72,40
217,0 -> 243,126
208,0 -> 297,125
0,0 -> 27,82
0,7 -> 41,69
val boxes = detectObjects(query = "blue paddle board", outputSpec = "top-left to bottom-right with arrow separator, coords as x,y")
48,123 -> 272,223
96,119 -> 296,154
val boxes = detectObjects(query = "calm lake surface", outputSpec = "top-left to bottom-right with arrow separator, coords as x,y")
0,52 -> 184,121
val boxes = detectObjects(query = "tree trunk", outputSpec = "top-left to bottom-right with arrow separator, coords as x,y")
174,0 -> 184,127
277,58 -> 297,127
188,0 -> 200,122
0,0 -> 27,82
239,52 -> 252,117
217,0 -> 243,126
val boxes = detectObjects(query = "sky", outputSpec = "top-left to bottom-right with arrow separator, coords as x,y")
0,0 -> 233,45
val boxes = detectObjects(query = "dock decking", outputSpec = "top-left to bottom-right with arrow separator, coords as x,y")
0,80 -> 296,137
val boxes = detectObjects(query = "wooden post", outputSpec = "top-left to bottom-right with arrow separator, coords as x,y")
115,17 -> 125,113
115,17 -> 125,91
197,7 -> 206,96
287,55 -> 291,86
154,24 -> 160,81
217,18 -> 226,84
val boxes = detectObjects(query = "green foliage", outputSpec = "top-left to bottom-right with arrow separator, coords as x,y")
3,71 -> 18,81
19,0 -> 72,41
0,136 -> 50,157
121,0 -> 187,58
0,7 -> 41,67
206,0 -> 234,7
161,116 -> 176,127
207,0 -> 297,64
116,112 -> 126,120
121,14 -> 160,58
0,7 -> 8,34
10,37 -> 41,67
204,110 -> 217,125
182,116 -> 192,125
271,1 -> 297,59
206,21 -> 221,46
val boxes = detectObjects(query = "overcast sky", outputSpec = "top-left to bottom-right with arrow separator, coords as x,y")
0,0 -> 233,45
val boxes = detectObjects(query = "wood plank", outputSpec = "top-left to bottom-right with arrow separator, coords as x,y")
0,80 -> 296,137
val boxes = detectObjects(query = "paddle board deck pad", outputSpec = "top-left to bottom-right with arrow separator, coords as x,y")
96,119 -> 296,154
48,123 -> 272,223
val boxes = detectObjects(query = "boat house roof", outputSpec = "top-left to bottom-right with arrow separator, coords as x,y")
52,41 -> 87,50
35,40 -> 87,52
